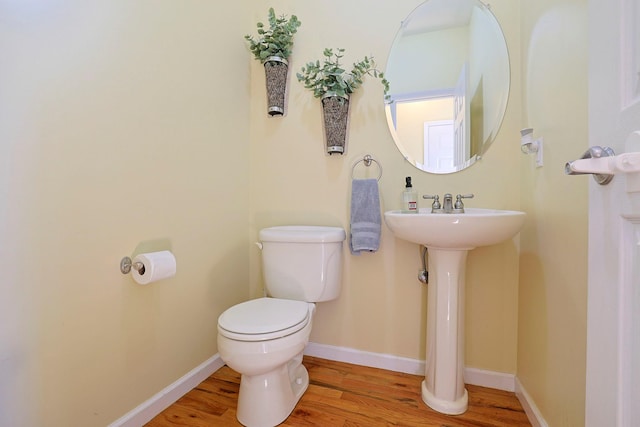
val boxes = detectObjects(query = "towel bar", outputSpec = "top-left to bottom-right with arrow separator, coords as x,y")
351,154 -> 382,181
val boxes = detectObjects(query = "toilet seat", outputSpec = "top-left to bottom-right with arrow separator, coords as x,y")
218,298 -> 312,342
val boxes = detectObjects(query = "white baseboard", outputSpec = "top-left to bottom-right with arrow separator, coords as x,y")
304,342 -> 516,392
304,342 -> 425,376
108,354 -> 224,427
464,366 -> 516,392
515,377 -> 549,427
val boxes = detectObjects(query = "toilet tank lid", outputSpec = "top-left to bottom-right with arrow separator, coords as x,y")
259,226 -> 346,243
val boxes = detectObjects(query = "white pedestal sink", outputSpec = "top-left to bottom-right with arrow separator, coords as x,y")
384,208 -> 526,415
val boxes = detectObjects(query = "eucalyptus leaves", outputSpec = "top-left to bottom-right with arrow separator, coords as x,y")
245,8 -> 301,62
296,48 -> 389,99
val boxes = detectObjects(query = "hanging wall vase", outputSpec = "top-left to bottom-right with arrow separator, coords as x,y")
297,48 -> 389,155
245,8 -> 301,118
321,94 -> 350,155
263,56 -> 288,116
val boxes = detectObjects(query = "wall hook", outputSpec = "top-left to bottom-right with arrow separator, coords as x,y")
520,128 -> 544,167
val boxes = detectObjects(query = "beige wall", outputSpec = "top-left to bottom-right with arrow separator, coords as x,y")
518,1 -> 588,426
0,1 -> 252,425
250,0 -> 523,370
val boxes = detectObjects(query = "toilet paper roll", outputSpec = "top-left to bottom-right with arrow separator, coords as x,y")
132,250 -> 176,285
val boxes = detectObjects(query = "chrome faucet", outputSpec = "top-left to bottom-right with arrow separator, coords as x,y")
453,194 -> 474,213
442,193 -> 453,213
423,193 -> 474,213
422,194 -> 441,213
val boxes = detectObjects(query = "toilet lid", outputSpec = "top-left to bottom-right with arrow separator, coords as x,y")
218,298 -> 311,341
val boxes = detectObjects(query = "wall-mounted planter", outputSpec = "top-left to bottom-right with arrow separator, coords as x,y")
263,56 -> 288,116
297,48 -> 388,156
245,8 -> 301,117
321,94 -> 350,155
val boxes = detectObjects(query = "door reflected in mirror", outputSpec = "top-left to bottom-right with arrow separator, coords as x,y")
385,0 -> 509,174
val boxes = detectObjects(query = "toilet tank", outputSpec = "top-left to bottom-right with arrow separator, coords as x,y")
258,226 -> 346,302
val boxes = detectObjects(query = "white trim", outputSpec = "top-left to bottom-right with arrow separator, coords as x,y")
464,366 -> 515,392
107,354 -> 224,427
515,377 -> 549,427
304,342 -> 425,375
304,342 -> 516,392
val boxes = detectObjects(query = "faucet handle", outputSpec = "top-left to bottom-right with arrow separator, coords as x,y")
454,194 -> 474,212
422,194 -> 441,212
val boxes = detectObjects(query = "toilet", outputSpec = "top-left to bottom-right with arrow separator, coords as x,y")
217,225 -> 346,427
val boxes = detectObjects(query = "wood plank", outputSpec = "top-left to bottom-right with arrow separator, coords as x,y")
146,356 -> 531,427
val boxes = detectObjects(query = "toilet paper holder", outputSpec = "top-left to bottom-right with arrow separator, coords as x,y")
120,256 -> 145,275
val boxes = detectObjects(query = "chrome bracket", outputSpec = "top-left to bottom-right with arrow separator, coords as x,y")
120,256 -> 145,275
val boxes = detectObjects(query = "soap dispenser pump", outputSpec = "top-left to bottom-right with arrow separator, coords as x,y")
403,177 -> 418,213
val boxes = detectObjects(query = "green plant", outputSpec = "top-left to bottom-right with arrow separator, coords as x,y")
296,48 -> 390,99
245,8 -> 301,61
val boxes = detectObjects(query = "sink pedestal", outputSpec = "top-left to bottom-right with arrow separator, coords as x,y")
383,208 -> 526,416
423,248 -> 468,415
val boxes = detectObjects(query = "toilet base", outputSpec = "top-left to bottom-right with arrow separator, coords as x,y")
237,353 -> 309,427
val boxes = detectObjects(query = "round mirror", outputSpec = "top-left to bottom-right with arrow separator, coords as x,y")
385,0 -> 510,174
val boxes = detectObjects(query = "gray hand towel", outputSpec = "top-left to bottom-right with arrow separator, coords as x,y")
350,179 -> 381,255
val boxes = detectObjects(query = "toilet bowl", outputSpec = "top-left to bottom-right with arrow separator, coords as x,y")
217,298 -> 316,427
217,226 -> 345,427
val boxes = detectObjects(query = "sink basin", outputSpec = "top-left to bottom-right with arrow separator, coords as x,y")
384,208 -> 526,250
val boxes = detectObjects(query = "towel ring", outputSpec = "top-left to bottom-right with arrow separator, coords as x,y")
351,154 -> 382,181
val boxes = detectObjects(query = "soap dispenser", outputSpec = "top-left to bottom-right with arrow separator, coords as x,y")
402,177 -> 418,213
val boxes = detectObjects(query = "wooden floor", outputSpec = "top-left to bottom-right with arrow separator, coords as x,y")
146,356 -> 531,426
